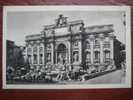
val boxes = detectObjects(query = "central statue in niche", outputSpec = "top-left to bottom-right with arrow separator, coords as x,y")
57,43 -> 67,65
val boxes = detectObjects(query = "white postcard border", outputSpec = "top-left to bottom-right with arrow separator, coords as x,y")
3,6 -> 131,89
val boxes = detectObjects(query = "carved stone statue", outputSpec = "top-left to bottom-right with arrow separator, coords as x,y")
56,14 -> 68,27
58,53 -> 63,64
73,52 -> 79,62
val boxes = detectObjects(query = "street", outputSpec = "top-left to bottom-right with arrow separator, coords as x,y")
86,69 -> 125,84
59,69 -> 125,84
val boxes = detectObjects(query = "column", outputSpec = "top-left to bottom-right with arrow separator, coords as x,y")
68,41 -> 71,64
100,35 -> 104,64
109,33 -> 115,65
37,45 -> 40,65
100,40 -> 104,64
30,45 -> 34,70
79,41 -> 82,64
79,34 -> 83,66
68,38 -> 73,71
51,43 -> 54,64
43,40 -> 46,66
90,41 -> 93,64
89,35 -> 94,64
25,46 -> 28,63
110,38 -> 114,64
42,44 -> 44,65
56,49 -> 57,64
42,31 -> 47,67
31,46 -> 33,65
41,44 -> 45,71
52,30 -> 55,64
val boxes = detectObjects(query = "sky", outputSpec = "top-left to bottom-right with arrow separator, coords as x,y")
6,11 -> 126,46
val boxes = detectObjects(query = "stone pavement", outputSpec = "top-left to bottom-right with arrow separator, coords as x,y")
59,69 -> 125,84
85,69 -> 125,84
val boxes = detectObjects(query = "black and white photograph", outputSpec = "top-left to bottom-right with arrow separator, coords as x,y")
3,6 -> 131,89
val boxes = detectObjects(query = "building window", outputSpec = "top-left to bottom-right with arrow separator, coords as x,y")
104,50 -> 110,63
33,54 -> 38,64
39,54 -> 43,64
94,39 -> 100,48
85,41 -> 90,49
27,48 -> 32,55
39,47 -> 43,54
94,51 -> 100,63
28,55 -> 31,64
33,47 -> 37,54
73,51 -> 79,62
103,41 -> 110,48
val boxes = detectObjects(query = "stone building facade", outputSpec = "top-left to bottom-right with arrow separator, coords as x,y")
6,40 -> 26,80
25,15 -> 118,72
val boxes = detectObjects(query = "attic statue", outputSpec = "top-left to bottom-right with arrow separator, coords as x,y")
56,14 -> 68,27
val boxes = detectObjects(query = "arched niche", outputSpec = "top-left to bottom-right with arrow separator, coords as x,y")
57,43 -> 67,64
